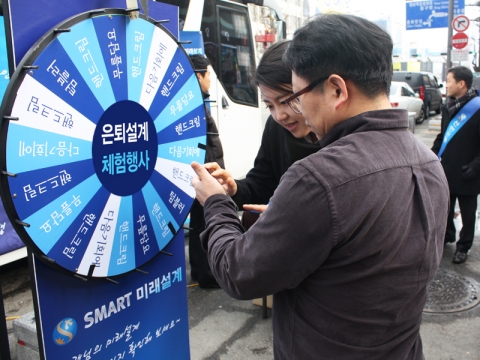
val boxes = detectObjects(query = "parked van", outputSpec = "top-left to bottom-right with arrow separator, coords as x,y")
391,71 -> 443,124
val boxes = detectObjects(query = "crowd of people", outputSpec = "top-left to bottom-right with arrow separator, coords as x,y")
188,13 -> 479,359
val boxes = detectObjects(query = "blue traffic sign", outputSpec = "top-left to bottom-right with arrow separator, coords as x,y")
406,0 -> 465,30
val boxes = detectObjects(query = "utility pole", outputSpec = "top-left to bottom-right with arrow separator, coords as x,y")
447,0 -> 454,69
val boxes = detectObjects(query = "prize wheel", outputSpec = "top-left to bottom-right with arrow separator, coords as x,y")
0,9 -> 207,278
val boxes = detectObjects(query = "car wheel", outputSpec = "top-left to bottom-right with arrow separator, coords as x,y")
435,104 -> 441,114
423,103 -> 430,120
417,107 -> 425,124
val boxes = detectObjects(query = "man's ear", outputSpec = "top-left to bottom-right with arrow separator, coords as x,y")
326,75 -> 348,110
196,72 -> 203,81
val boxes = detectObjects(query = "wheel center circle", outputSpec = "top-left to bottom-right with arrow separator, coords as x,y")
92,100 -> 157,196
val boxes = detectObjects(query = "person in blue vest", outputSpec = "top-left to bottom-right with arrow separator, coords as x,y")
432,66 -> 480,264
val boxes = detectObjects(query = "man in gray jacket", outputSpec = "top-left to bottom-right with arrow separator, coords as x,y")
191,14 -> 449,359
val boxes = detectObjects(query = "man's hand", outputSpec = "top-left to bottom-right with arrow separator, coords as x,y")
204,162 -> 238,196
462,165 -> 477,180
191,162 -> 227,205
243,204 -> 268,214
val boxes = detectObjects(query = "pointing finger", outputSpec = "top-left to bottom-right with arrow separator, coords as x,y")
191,162 -> 210,179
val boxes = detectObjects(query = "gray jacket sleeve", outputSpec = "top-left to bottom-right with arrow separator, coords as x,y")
200,163 -> 335,300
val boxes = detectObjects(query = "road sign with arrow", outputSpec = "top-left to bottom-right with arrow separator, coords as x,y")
453,14 -> 469,32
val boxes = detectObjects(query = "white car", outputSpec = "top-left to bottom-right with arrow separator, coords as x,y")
389,81 -> 424,122
439,81 -> 447,104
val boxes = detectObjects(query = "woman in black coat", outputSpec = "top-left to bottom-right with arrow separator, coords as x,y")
205,41 -> 321,215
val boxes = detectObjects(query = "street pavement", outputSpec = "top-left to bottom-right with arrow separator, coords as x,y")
2,113 -> 480,360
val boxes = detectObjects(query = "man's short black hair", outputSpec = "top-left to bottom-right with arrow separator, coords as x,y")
283,13 -> 393,98
448,66 -> 473,89
190,54 -> 210,71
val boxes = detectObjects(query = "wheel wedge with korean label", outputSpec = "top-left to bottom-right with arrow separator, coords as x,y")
0,9 -> 206,278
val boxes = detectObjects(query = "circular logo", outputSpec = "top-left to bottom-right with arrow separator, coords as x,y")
92,101 -> 158,196
53,318 -> 77,346
452,15 -> 469,32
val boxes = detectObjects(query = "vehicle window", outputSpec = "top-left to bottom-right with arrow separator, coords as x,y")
423,75 -> 431,87
390,83 -> 398,95
412,75 -> 423,88
201,1 -> 218,71
405,84 -> 416,96
218,7 -> 257,106
403,86 -> 415,97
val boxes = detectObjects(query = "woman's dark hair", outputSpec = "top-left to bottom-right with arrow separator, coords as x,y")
190,54 -> 210,72
254,40 -> 292,93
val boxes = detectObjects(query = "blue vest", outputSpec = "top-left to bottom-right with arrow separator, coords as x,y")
438,96 -> 480,160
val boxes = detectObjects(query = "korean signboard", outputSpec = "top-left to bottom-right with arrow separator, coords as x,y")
406,0 -> 465,30
33,230 -> 190,359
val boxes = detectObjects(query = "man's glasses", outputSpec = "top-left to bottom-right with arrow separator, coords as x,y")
280,76 -> 329,114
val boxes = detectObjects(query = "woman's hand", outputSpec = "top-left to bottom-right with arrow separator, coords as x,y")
204,162 -> 238,197
243,204 -> 268,214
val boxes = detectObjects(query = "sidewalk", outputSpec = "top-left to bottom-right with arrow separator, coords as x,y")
416,116 -> 480,359
185,225 -> 480,360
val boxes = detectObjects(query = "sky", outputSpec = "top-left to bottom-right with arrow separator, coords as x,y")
295,0 -> 480,77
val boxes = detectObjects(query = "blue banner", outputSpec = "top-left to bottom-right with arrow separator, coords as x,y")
438,97 -> 480,159
7,0 -> 179,67
406,0 -> 465,30
0,16 -> 9,96
180,31 -> 205,56
33,230 -> 190,360
0,16 -> 25,255
0,199 -> 24,256
0,14 -> 23,257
